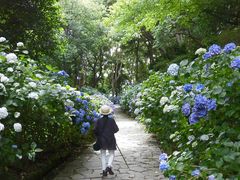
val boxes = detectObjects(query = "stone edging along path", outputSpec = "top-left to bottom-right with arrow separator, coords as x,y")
50,106 -> 166,180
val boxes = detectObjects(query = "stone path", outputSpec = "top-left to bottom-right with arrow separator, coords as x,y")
51,106 -> 166,180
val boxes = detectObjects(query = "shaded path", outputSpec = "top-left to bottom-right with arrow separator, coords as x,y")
52,106 -> 166,180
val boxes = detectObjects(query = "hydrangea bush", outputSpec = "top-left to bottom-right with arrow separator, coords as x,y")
0,38 -> 98,171
121,42 -> 240,178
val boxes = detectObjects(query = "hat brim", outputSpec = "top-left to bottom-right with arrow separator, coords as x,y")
99,108 -> 113,115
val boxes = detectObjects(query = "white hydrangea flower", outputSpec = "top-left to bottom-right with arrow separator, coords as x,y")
195,48 -> 207,55
13,123 -> 22,132
188,135 -> 195,141
200,134 -> 209,141
0,107 -> 8,119
0,74 -> 9,83
39,90 -> 46,96
13,83 -> 20,87
145,118 -> 152,123
28,92 -> 39,99
17,42 -> 24,47
35,74 -> 43,79
29,82 -> 37,88
134,108 -> 140,115
65,99 -> 74,107
0,37 -> 6,42
163,104 -> 179,113
135,100 -> 142,106
6,53 -> 18,64
22,50 -> 29,54
160,97 -> 169,106
167,64 -> 179,76
14,112 -> 21,118
7,67 -> 14,72
0,123 -> 5,131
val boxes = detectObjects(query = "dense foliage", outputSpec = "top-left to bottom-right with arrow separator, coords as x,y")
0,38 -> 102,173
120,42 -> 240,179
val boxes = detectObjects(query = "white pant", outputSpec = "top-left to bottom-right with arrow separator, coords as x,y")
100,149 -> 115,170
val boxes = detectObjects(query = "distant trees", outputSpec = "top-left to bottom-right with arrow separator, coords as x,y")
0,0 -> 63,59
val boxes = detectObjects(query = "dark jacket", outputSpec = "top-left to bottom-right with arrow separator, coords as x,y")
94,115 -> 119,150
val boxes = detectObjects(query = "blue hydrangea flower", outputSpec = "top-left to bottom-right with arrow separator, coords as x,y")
169,175 -> 176,180
79,109 -> 86,116
194,95 -> 208,109
203,52 -> 212,60
82,100 -> 88,106
192,106 -> 208,117
191,169 -> 200,176
189,113 -> 200,124
82,122 -> 90,129
57,70 -> 69,77
227,82 -> 233,87
65,106 -> 74,112
209,44 -> 221,55
183,84 -> 193,92
159,160 -> 169,171
195,84 -> 204,92
86,115 -> 92,121
76,98 -> 82,103
73,110 -> 81,117
208,175 -> 215,180
223,43 -> 236,53
75,117 -> 82,124
207,99 -> 217,111
159,153 -> 168,161
231,57 -> 240,70
80,127 -> 87,134
182,103 -> 191,116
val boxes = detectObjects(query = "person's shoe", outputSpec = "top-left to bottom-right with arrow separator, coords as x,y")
106,166 -> 114,175
102,170 -> 107,177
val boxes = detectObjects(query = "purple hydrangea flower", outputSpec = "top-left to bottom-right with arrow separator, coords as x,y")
169,175 -> 176,180
209,44 -> 221,55
207,99 -> 217,111
189,113 -> 200,124
159,160 -> 169,171
223,43 -> 236,53
183,84 -> 193,92
191,169 -> 200,176
196,84 -> 204,92
203,52 -> 212,60
159,153 -> 168,161
231,57 -> 240,70
182,103 -> 191,116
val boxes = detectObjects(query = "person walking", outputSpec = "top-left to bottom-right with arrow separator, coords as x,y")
94,105 -> 119,177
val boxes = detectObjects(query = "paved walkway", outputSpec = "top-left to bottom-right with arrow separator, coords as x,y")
52,106 -> 166,180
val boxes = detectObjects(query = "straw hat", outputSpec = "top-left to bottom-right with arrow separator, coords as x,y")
99,105 -> 112,115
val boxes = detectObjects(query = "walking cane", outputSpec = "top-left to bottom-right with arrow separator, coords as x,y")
116,144 -> 129,169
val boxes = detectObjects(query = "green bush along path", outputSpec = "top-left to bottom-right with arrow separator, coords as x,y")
51,105 -> 166,180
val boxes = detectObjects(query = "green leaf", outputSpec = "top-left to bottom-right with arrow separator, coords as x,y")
180,60 -> 188,67
212,86 -> 222,95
